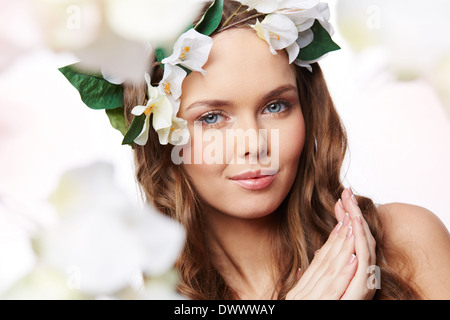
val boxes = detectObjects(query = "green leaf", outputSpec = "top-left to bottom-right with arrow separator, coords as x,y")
122,114 -> 146,145
194,0 -> 223,36
105,107 -> 127,136
178,64 -> 192,76
58,63 -> 124,110
297,20 -> 341,61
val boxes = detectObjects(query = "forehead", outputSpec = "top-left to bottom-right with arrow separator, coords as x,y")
180,27 -> 297,106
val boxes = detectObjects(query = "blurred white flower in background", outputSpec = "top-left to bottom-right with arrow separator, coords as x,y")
1,162 -> 186,299
0,0 -> 42,72
37,0 -> 205,82
106,0 -> 205,45
336,0 -> 450,115
0,0 -> 205,81
0,0 -> 206,300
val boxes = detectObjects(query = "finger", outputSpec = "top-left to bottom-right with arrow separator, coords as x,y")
334,198 -> 346,222
342,192 -> 361,220
342,193 -> 378,300
358,214 -> 376,265
334,188 -> 352,222
321,254 -> 358,299
343,194 -> 376,265
336,187 -> 354,224
307,216 -> 349,276
296,267 -> 302,281
291,221 -> 343,294
341,188 -> 353,208
291,220 -> 347,298
343,195 -> 375,267
306,233 -> 356,299
358,210 -> 377,265
352,214 -> 372,271
300,223 -> 354,296
341,213 -> 377,299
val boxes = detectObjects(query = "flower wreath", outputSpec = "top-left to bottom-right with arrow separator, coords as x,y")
59,0 -> 340,147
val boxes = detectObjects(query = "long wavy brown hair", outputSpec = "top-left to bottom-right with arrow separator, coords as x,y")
123,0 -> 421,299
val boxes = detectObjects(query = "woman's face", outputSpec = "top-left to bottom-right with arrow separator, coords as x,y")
178,28 -> 305,220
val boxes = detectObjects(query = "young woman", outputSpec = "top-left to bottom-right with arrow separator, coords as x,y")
123,1 -> 450,299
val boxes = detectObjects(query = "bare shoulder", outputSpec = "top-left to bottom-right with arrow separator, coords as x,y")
377,202 -> 450,299
376,202 -> 449,244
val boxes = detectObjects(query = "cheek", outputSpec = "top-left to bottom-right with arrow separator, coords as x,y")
180,124 -> 227,166
180,130 -> 227,196
183,163 -> 224,190
277,109 -> 306,168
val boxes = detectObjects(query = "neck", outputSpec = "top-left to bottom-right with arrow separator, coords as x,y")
205,206 -> 281,299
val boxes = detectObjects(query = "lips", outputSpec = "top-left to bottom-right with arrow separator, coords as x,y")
229,170 -> 277,190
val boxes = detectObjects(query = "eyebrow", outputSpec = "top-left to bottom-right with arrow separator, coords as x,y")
185,84 -> 298,111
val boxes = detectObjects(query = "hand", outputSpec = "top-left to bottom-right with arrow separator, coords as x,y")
286,208 -> 357,299
286,188 -> 377,300
334,188 -> 377,300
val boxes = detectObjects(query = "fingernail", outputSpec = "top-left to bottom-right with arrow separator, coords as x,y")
348,254 -> 356,264
346,226 -> 353,238
356,214 -> 362,225
348,187 -> 354,195
297,268 -> 302,280
342,213 -> 350,226
338,198 -> 344,210
351,194 -> 358,206
333,221 -> 343,233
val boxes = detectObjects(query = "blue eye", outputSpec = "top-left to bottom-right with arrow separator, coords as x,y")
198,111 -> 225,126
263,102 -> 287,114
204,114 -> 220,124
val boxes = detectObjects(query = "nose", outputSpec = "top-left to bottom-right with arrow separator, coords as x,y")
234,115 -> 269,164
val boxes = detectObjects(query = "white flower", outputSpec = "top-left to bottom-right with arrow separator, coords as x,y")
35,162 -> 186,296
237,0 -> 321,14
106,0 -> 203,43
251,14 -> 300,63
37,0 -> 151,83
160,64 -> 187,115
144,65 -> 190,146
169,116 -> 190,146
0,0 -> 41,72
277,0 -> 320,11
132,68 -> 190,146
132,73 -> 173,146
74,33 -> 151,84
161,28 -> 213,75
295,29 -> 314,49
35,0 -> 142,81
35,0 -> 203,83
278,2 -> 333,34
293,55 -> 324,72
161,64 -> 186,101
1,265 -> 86,299
236,0 -> 278,13
36,0 -> 102,51
151,115 -> 190,146
238,0 -> 334,66
275,1 -> 335,68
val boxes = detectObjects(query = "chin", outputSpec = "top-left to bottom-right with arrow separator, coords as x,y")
221,198 -> 283,220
